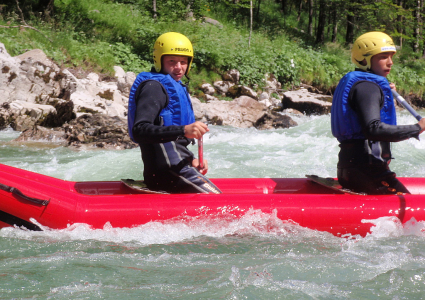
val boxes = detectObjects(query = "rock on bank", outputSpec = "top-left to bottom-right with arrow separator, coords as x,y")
0,44 -> 332,149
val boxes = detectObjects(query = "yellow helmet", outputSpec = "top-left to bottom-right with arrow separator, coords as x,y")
351,31 -> 396,71
153,32 -> 194,75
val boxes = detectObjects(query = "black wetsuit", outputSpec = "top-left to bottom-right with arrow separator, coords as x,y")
337,80 -> 421,194
131,79 -> 221,194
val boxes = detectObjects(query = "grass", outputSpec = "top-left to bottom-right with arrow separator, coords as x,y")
1,0 -> 425,100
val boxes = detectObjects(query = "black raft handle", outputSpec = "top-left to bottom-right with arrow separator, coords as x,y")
0,183 -> 50,206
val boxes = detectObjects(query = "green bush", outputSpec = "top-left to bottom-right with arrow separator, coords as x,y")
2,0 -> 425,98
110,43 -> 150,73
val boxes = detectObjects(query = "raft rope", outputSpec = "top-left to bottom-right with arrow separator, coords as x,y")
0,183 -> 50,206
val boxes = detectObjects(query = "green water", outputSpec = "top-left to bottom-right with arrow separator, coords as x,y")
2,114 -> 425,299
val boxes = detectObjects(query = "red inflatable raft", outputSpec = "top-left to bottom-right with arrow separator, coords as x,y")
1,163 -> 425,237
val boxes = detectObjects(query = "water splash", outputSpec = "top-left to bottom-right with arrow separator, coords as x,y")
363,216 -> 425,238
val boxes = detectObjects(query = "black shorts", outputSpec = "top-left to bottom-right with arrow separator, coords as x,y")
145,165 -> 222,194
337,164 -> 410,195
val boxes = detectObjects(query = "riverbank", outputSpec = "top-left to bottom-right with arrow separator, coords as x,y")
0,44 -> 335,149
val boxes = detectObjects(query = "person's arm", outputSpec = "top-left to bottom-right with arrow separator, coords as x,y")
132,80 -> 186,144
350,81 -> 422,142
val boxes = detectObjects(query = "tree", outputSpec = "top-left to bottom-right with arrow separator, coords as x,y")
398,0 -> 404,48
315,0 -> 326,44
249,0 -> 253,48
345,2 -> 356,45
255,0 -> 262,19
413,0 -> 422,53
281,0 -> 288,14
308,0 -> 313,36
331,6 -> 338,43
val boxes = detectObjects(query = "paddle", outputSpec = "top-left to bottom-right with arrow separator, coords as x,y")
198,136 -> 204,169
391,89 -> 422,121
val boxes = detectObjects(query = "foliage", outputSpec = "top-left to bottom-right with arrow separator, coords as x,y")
110,43 -> 151,73
1,0 -> 425,98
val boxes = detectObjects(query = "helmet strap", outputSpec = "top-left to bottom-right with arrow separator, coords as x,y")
182,76 -> 191,93
359,59 -> 367,66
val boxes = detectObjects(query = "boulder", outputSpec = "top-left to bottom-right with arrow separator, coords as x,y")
226,84 -> 259,100
241,86 -> 258,99
191,97 -> 206,121
13,125 -> 68,145
263,73 -> 281,91
204,94 -> 220,103
200,83 -> 215,95
16,49 -> 60,72
222,69 -> 240,83
203,17 -> 223,29
213,80 -> 235,95
0,43 -> 338,148
68,72 -> 127,118
270,97 -> 283,109
14,114 -> 138,150
201,96 -> 267,128
227,85 -> 241,97
259,98 -> 272,108
259,92 -> 269,101
0,44 -> 64,105
39,100 -> 76,128
7,100 -> 56,131
254,111 -> 298,130
64,114 -> 137,150
283,108 -> 304,116
115,65 -> 136,96
282,88 -> 332,115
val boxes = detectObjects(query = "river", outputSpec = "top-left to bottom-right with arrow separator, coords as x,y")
1,112 -> 425,299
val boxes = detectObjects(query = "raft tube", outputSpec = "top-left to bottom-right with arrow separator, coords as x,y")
1,163 -> 425,237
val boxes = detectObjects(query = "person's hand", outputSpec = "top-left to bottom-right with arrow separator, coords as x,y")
184,121 -> 209,139
192,158 -> 208,175
389,83 -> 396,91
418,118 -> 425,134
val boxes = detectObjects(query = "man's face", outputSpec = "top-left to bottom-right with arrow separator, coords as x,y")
370,52 -> 394,77
162,55 -> 189,81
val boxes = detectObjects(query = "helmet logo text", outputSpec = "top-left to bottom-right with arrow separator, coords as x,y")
173,48 -> 191,52
381,46 -> 396,52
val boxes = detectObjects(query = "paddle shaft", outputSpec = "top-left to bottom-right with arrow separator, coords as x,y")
198,136 -> 204,169
391,89 -> 422,121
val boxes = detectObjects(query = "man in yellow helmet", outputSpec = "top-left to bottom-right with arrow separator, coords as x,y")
128,32 -> 221,193
331,31 -> 425,194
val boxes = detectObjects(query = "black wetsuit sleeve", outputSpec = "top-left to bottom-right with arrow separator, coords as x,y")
131,80 -> 186,144
349,81 -> 421,142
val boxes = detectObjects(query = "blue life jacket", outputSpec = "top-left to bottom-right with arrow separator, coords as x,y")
127,72 -> 195,141
331,71 -> 396,142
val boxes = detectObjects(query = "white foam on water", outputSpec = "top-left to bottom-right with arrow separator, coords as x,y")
362,216 -> 425,238
2,209 -> 425,299
0,208 -> 334,246
2,110 -> 425,180
7,210 -> 425,247
0,127 -> 20,141
2,112 -> 425,298
192,116 -> 339,178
